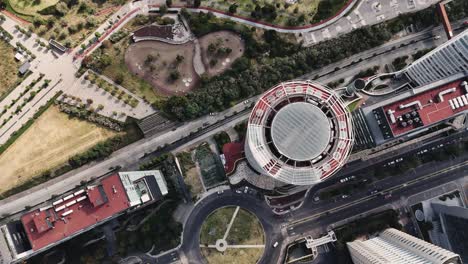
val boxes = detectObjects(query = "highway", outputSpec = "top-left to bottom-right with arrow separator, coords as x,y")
2,19 -> 463,218
151,150 -> 468,264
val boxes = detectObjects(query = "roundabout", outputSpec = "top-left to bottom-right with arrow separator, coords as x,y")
199,206 -> 265,264
179,190 -> 284,264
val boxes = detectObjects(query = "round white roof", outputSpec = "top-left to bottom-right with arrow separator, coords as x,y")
271,102 -> 331,161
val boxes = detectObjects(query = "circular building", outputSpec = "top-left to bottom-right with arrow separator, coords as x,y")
245,80 -> 353,186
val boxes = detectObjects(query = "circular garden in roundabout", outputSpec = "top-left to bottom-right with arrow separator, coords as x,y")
199,206 -> 266,264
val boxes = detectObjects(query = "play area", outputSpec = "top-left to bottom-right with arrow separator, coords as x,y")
199,30 -> 245,77
124,41 -> 198,95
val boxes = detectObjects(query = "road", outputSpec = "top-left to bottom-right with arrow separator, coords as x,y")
148,150 -> 468,264
0,19 -> 463,217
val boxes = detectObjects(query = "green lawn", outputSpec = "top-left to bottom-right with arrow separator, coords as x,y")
227,209 -> 264,245
202,0 -> 348,26
200,207 -> 236,245
8,0 -> 59,16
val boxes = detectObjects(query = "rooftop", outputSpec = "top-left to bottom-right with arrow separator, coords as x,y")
118,170 -> 168,207
382,78 -> 467,137
271,102 -> 331,161
21,174 -> 130,251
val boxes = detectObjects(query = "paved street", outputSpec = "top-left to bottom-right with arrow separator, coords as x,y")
0,16 -> 461,217
148,152 -> 468,264
300,0 -> 438,45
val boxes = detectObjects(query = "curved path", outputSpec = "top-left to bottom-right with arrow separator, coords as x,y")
155,189 -> 285,264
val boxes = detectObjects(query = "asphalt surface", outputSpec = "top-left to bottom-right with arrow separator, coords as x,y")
150,147 -> 468,264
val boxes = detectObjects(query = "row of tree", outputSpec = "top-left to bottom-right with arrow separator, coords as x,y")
162,1 -> 468,121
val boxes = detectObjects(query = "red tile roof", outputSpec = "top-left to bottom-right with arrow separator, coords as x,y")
21,174 -> 130,250
382,80 -> 466,136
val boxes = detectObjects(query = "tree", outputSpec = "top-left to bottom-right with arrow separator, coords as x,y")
169,70 -> 180,82
165,0 -> 172,7
228,4 -> 237,14
86,98 -> 93,104
145,54 -> 154,65
114,73 -> 124,85
55,2 -> 69,16
193,0 -> 201,8
175,54 -> 184,63
159,4 -> 168,15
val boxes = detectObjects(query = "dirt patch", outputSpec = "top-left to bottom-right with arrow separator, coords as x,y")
124,41 -> 199,96
199,31 -> 244,77
0,41 -> 20,96
0,106 -> 117,193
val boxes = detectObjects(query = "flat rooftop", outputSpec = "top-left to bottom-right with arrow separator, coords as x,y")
21,174 -> 130,251
361,73 -> 468,144
382,79 -> 467,137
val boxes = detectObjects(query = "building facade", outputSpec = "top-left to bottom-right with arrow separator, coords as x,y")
404,30 -> 468,86
431,203 -> 468,263
347,228 -> 462,264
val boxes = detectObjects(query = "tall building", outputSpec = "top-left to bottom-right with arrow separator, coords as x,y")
244,80 -> 353,186
431,203 -> 468,263
0,170 -> 168,263
347,228 -> 462,264
403,30 -> 468,86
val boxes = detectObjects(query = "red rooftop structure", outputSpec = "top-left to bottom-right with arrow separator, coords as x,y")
21,174 -> 130,251
382,78 -> 468,137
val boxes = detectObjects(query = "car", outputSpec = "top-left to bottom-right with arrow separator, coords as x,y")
433,35 -> 441,40
202,122 -> 209,127
244,186 -> 249,193
463,21 -> 468,27
341,195 -> 349,199
340,177 -> 349,183
384,194 -> 392,199
243,100 -> 250,104
369,189 -> 380,195
349,175 -> 356,180
235,189 -> 242,194
217,190 -> 224,195
395,158 -> 403,163
209,112 -> 216,116
273,242 -> 279,248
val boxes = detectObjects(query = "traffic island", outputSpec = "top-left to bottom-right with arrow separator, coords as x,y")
199,206 -> 265,264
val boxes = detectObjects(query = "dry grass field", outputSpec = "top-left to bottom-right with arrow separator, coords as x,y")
199,31 -> 245,77
0,41 -> 20,96
0,106 -> 117,193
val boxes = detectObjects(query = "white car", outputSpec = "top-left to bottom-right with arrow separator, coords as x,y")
273,242 -> 279,248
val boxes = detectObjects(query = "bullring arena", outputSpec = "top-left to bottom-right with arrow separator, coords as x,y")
245,80 -> 354,186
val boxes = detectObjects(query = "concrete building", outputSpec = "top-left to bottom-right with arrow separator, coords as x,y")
403,30 -> 468,86
244,80 -> 353,186
431,203 -> 468,263
347,228 -> 462,264
362,72 -> 468,145
0,170 -> 168,263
